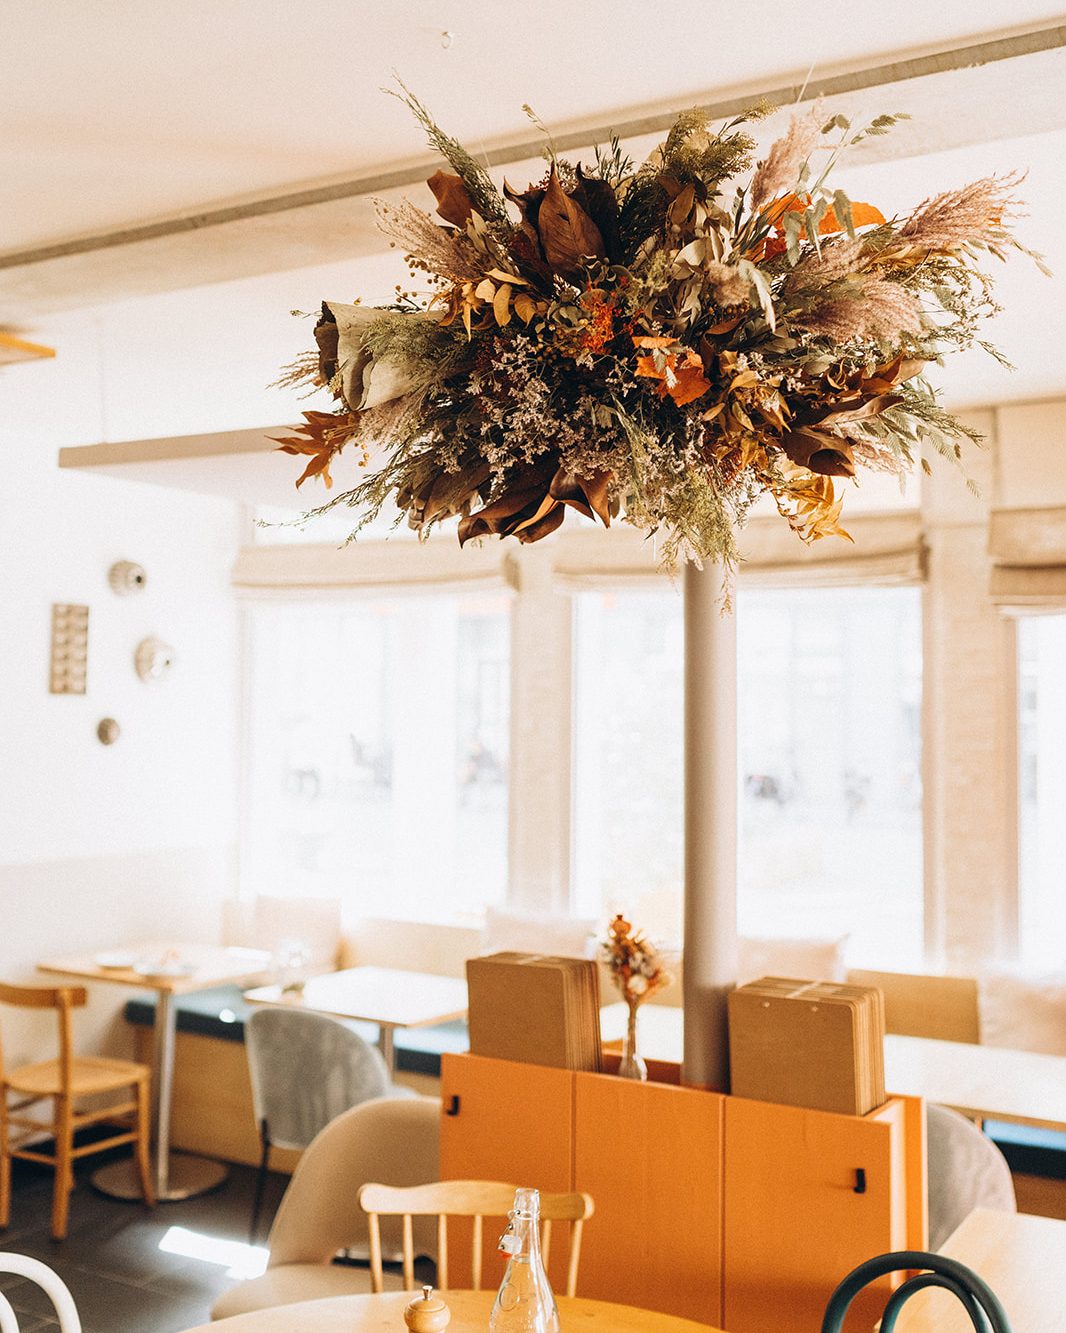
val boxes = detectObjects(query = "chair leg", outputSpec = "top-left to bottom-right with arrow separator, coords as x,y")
52,1095 -> 74,1241
0,1090 -> 10,1229
250,1120 -> 271,1244
134,1077 -> 155,1208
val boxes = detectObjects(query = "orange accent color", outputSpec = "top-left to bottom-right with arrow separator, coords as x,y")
762,193 -> 886,238
574,1071 -> 724,1325
439,1053 -> 574,1294
722,1096 -> 906,1333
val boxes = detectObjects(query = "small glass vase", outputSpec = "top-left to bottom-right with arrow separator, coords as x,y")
618,1000 -> 648,1081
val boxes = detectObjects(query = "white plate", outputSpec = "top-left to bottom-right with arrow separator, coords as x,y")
94,951 -> 138,970
132,960 -> 196,981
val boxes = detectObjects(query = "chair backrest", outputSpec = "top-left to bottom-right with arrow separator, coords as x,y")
0,984 -> 87,1091
245,1006 -> 391,1150
846,969 -> 980,1043
927,1102 -> 1016,1249
358,1179 -> 594,1298
0,1253 -> 82,1331
821,1249 -> 1012,1333
267,1095 -> 440,1269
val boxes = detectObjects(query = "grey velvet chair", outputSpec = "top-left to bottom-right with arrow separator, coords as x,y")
926,1102 -> 1016,1250
245,1006 -> 411,1240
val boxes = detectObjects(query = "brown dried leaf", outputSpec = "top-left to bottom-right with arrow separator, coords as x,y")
427,170 -> 474,228
537,167 -> 605,274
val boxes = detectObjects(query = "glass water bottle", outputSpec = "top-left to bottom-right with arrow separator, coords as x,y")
488,1187 -> 560,1333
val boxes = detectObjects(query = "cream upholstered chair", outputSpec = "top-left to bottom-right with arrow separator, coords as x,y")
211,1095 -> 440,1321
359,1180 -> 594,1297
0,1252 -> 82,1331
245,1006 -> 412,1240
0,983 -> 153,1240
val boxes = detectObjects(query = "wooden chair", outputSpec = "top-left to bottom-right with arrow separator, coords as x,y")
0,983 -> 154,1239
358,1180 -> 594,1297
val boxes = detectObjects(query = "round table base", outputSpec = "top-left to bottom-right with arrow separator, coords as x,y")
92,1153 -> 229,1202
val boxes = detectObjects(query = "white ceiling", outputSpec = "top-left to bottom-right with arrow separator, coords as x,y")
8,1 -> 1066,509
3,1 -> 1064,253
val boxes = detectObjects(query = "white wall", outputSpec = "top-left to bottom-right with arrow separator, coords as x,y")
0,307 -> 243,1063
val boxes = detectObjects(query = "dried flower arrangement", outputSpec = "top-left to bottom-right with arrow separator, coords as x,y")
278,86 -> 1041,572
601,913 -> 673,1007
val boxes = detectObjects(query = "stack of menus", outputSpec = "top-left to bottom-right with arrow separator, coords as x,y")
466,952 -> 603,1073
728,976 -> 886,1115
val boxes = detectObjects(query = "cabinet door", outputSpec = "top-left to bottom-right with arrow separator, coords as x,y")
723,1096 -> 900,1333
574,1072 -> 724,1325
439,1054 -> 574,1292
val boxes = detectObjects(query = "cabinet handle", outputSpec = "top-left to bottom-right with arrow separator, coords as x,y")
853,1168 -> 867,1194
445,1095 -> 461,1117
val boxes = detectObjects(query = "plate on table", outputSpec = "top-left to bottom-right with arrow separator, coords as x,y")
93,951 -> 138,970
132,959 -> 197,982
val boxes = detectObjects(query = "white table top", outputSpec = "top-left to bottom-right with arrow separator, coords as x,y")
244,965 -> 468,1031
895,1207 -> 1066,1332
178,1288 -> 724,1332
601,1003 -> 1066,1130
38,943 -> 273,994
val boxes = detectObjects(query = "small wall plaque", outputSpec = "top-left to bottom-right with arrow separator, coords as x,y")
50,603 -> 89,694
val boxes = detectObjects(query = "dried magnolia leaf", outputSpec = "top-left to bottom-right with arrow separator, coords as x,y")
427,169 -> 475,228
537,167 -> 605,274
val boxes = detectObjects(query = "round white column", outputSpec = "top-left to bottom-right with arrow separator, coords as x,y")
682,562 -> 738,1090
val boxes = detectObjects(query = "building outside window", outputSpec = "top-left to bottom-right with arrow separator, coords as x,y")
571,585 -> 924,965
1018,613 -> 1066,967
243,590 -> 510,922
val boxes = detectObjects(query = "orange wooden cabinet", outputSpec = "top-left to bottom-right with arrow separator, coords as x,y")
439,1053 -> 925,1332
722,1094 -> 926,1333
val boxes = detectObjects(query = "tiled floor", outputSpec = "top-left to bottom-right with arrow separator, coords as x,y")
0,1150 -> 289,1333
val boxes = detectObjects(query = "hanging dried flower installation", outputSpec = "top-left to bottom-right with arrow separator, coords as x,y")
279,86 -> 1040,571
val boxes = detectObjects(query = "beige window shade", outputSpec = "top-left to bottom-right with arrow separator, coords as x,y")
551,511 -> 925,589
988,507 -> 1066,610
231,539 -> 507,596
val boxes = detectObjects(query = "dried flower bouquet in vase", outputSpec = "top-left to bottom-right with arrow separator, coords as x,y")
278,83 -> 1042,582
601,914 -> 673,1080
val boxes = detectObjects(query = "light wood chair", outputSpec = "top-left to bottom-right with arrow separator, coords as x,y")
358,1179 -> 594,1297
0,983 -> 154,1240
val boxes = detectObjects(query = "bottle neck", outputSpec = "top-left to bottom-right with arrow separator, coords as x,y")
506,1208 -> 542,1263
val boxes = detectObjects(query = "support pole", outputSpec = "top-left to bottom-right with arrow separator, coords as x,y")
682,562 -> 738,1090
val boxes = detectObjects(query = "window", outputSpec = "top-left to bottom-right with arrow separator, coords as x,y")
243,590 -> 510,922
738,587 -> 923,968
571,588 -> 685,941
571,585 -> 923,965
1018,614 -> 1066,966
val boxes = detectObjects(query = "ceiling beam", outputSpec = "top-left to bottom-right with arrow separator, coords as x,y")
3,23 -> 1065,275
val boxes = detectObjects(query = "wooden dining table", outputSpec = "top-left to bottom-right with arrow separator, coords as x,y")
894,1207 -> 1066,1331
244,965 -> 468,1069
38,942 -> 272,1201
177,1289 -> 726,1331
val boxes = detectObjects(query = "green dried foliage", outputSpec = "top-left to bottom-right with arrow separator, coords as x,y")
389,79 -> 508,226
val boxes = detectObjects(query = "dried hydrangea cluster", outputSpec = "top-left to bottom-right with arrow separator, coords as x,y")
601,914 -> 673,1007
278,89 -> 1038,570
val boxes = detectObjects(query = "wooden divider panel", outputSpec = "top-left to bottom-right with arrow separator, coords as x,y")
439,1053 -> 574,1293
722,1096 -> 901,1333
574,1072 -> 725,1325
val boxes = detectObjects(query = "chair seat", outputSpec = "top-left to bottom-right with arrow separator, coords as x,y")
5,1056 -> 149,1098
211,1260 -> 400,1320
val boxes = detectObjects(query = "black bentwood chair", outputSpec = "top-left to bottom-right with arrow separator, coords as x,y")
820,1250 -> 1012,1333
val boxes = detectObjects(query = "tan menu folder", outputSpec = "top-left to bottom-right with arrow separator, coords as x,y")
466,952 -> 602,1072
728,976 -> 886,1115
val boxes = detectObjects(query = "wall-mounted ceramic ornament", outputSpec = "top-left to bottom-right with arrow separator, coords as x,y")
134,636 -> 175,682
108,561 -> 147,595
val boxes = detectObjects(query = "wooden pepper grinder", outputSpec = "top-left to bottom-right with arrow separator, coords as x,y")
404,1284 -> 451,1332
